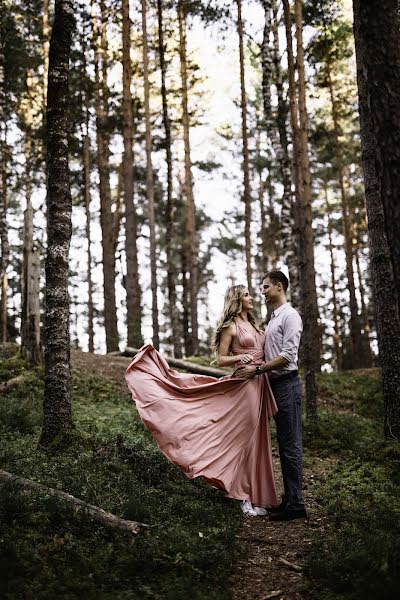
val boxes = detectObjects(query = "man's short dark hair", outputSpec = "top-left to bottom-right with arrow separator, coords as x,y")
262,270 -> 289,293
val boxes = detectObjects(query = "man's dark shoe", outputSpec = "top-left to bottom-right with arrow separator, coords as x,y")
268,499 -> 287,515
269,507 -> 308,521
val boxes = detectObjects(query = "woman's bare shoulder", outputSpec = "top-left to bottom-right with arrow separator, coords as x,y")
221,321 -> 236,338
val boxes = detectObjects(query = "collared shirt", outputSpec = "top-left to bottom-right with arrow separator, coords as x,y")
264,302 -> 303,378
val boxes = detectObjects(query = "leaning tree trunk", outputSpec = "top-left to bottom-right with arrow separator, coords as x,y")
121,0 -> 142,349
237,0 -> 253,295
141,0 -> 160,350
40,0 -> 75,446
178,1 -> 199,355
91,0 -> 119,352
353,0 -> 400,440
157,0 -> 182,358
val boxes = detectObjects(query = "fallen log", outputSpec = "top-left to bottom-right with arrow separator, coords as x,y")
0,469 -> 149,536
110,347 -> 228,378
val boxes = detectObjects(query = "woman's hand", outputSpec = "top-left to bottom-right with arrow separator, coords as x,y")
237,353 -> 253,365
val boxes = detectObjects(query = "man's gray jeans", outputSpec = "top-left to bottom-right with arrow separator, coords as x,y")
270,375 -> 304,509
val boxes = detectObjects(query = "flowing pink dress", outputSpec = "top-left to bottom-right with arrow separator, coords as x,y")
125,319 -> 278,507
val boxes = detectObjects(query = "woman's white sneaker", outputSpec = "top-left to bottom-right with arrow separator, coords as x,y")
240,500 -> 257,517
253,506 -> 268,516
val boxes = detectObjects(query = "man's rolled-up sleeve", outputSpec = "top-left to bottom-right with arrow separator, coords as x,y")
278,313 -> 303,363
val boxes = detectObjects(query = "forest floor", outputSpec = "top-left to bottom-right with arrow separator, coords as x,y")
71,350 -> 329,600
1,348 -> 399,599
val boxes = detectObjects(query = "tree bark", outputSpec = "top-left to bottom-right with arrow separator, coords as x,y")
91,0 -> 119,353
21,202 -> 41,364
353,0 -> 400,439
121,0 -> 142,349
157,0 -> 182,358
21,70 -> 41,364
0,470 -> 148,535
327,68 -> 363,367
40,0 -> 75,446
261,1 -> 296,284
141,0 -> 160,350
0,23 -> 8,345
82,95 -> 94,353
325,187 -> 342,371
283,0 -> 319,420
43,0 -> 50,110
178,1 -> 199,354
354,224 -> 373,366
237,0 -> 253,295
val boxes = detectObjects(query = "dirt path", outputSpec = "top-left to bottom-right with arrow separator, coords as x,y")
230,457 -> 334,600
71,350 -> 331,599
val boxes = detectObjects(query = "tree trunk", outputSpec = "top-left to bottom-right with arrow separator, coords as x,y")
40,0 -> 75,446
157,0 -> 182,358
261,0 -> 297,286
82,100 -> 94,353
21,202 -> 41,364
0,470 -> 148,535
141,0 -> 160,350
43,0 -> 50,110
354,224 -> 373,366
121,0 -> 142,349
327,68 -> 363,368
119,348 -> 228,378
178,1 -> 199,354
353,0 -> 400,440
283,0 -> 318,420
237,0 -> 253,295
0,23 -> 8,346
91,0 -> 119,352
325,187 -> 342,371
271,0 -> 300,306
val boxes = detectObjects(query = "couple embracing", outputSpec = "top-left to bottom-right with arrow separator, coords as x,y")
125,270 -> 308,521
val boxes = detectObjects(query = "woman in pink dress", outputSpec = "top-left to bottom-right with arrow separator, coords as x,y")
125,285 -> 278,517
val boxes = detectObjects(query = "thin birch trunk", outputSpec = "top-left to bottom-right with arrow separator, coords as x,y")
237,0 -> 253,294
157,0 -> 182,358
354,227 -> 373,367
178,1 -> 198,354
325,187 -> 342,371
82,110 -> 94,353
91,0 -> 119,352
21,70 -> 41,364
43,0 -> 50,109
40,0 -> 75,446
121,0 -> 142,348
0,26 -> 8,345
141,0 -> 159,349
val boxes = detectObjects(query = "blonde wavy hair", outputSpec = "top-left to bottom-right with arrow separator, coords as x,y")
210,284 -> 261,358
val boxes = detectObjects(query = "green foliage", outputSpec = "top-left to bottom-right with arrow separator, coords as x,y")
304,371 -> 399,600
305,450 -> 400,600
0,355 -> 239,599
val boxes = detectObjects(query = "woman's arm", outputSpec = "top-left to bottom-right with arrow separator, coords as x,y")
217,324 -> 252,367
